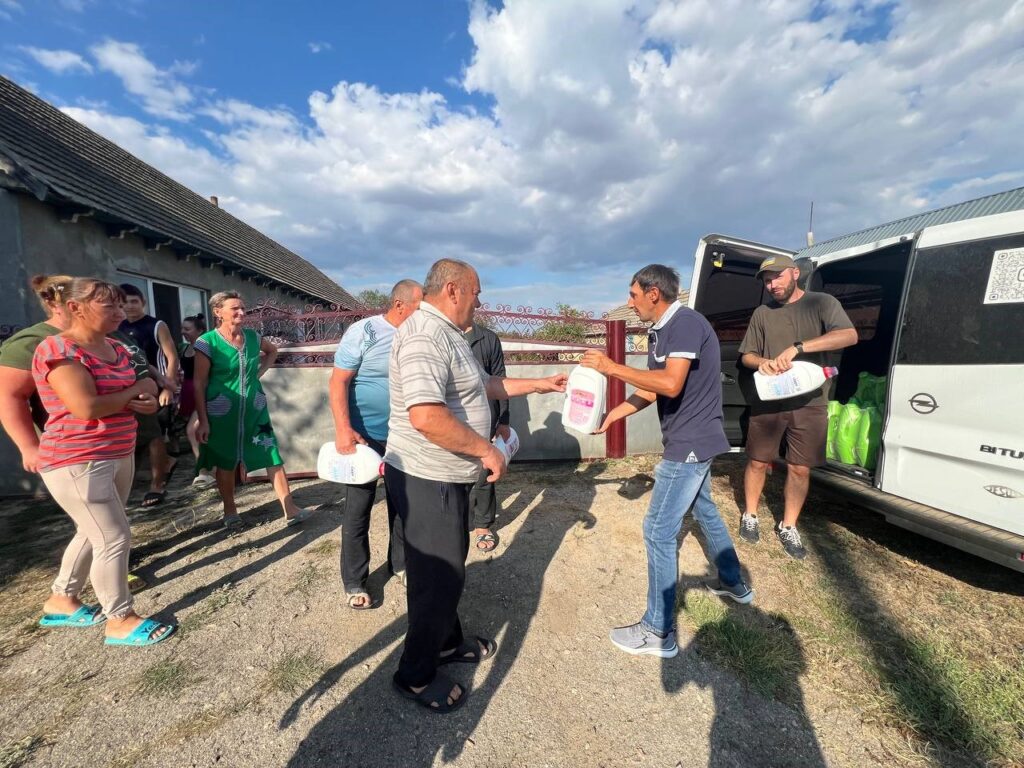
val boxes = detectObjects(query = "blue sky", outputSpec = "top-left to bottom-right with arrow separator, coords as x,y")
3,0 -> 1023,312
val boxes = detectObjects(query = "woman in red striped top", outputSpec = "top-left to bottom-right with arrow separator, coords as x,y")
32,278 -> 176,647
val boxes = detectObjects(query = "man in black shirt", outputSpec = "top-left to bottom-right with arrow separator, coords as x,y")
463,322 -> 510,552
120,284 -> 180,507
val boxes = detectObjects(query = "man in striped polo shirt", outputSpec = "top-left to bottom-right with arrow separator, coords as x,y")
384,258 -> 567,713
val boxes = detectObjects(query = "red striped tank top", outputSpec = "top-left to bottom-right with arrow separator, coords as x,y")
32,335 -> 138,471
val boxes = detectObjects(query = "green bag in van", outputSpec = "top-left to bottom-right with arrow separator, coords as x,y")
855,406 -> 882,471
826,400 -> 842,461
835,402 -> 864,465
853,372 -> 875,405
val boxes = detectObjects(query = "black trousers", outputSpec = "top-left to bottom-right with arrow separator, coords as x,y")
384,464 -> 471,688
340,438 -> 405,592
469,465 -> 497,530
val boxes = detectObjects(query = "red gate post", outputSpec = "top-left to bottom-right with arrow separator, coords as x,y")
605,319 -> 626,458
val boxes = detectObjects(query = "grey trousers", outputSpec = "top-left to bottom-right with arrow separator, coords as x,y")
41,456 -> 136,619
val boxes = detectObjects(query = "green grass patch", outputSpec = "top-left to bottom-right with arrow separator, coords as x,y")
286,562 -> 324,598
137,659 -> 199,697
879,639 -> 1024,764
0,735 -> 43,768
308,538 -> 340,558
266,649 -> 324,694
179,584 -> 237,633
683,592 -> 803,702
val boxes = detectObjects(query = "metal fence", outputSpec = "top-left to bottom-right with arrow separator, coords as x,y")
243,300 -> 639,457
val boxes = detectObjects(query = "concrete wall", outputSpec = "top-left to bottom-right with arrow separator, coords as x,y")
256,359 -> 664,478
0,190 -> 334,495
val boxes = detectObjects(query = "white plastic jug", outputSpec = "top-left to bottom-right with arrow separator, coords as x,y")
754,362 -> 838,402
494,427 -> 520,465
561,367 -> 607,434
317,442 -> 384,484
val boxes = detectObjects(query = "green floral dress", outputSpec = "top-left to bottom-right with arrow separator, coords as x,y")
194,328 -> 283,472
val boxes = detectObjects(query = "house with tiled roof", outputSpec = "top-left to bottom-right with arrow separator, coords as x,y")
0,75 -> 359,493
0,75 -> 358,344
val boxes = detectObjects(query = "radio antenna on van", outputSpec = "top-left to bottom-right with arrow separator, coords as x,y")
806,201 -> 815,247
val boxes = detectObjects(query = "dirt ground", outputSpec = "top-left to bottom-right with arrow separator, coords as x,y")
0,455 -> 1021,768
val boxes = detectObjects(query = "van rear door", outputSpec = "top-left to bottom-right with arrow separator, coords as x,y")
689,236 -> 796,445
881,211 -> 1024,537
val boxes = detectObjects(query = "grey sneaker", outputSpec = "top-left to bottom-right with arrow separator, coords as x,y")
776,525 -> 807,560
739,513 -> 760,543
705,578 -> 755,605
609,622 -> 678,658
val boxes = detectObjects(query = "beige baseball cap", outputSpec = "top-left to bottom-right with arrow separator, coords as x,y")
755,254 -> 799,279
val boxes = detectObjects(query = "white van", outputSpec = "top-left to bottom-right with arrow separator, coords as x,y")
689,196 -> 1024,572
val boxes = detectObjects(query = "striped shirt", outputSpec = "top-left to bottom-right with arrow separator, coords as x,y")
32,335 -> 138,471
384,302 -> 492,483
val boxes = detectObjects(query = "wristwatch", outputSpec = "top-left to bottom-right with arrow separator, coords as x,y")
794,341 -> 804,355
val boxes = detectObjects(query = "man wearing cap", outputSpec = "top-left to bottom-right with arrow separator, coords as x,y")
738,255 -> 857,559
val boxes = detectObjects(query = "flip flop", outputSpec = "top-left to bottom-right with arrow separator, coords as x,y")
346,591 -> 373,610
438,635 -> 498,665
104,618 -> 176,647
475,532 -> 499,552
285,508 -> 315,527
392,672 -> 468,714
39,604 -> 105,628
142,460 -> 179,507
222,515 -> 246,531
141,491 -> 165,508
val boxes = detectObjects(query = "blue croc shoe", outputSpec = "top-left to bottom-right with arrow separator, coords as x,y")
104,618 -> 176,647
39,604 -> 105,628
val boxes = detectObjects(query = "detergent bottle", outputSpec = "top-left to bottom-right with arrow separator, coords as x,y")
494,427 -> 520,465
754,362 -> 838,402
317,442 -> 384,485
561,367 -> 607,434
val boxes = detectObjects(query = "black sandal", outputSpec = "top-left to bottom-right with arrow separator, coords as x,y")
438,635 -> 498,665
392,672 -> 467,714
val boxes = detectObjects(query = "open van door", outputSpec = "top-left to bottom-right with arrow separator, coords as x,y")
688,235 -> 797,445
880,211 -> 1024,545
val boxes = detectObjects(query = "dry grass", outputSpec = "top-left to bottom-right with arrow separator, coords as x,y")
266,648 -> 325,694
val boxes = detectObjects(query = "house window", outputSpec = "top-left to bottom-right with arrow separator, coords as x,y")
116,273 -> 208,340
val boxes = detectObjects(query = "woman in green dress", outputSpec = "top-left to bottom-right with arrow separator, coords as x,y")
193,291 -> 314,529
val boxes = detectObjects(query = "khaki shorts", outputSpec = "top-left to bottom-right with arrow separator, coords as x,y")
746,405 -> 828,467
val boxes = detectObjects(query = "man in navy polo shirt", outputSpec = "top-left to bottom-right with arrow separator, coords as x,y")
582,264 -> 753,658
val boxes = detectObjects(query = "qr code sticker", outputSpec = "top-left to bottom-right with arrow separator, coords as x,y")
983,247 -> 1024,305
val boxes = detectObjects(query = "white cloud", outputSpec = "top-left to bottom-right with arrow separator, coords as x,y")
0,0 -> 21,21
308,41 -> 333,54
19,46 -> 93,74
90,40 -> 194,120
49,1 -> 1024,310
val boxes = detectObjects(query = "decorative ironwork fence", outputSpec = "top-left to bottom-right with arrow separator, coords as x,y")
242,301 -> 622,365
243,300 -> 630,457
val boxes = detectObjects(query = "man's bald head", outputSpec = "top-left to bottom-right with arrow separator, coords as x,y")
423,259 -> 476,296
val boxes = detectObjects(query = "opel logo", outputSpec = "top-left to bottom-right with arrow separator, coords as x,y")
909,393 -> 938,415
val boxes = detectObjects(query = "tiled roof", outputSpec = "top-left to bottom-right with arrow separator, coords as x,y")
0,75 -> 357,308
797,186 -> 1024,260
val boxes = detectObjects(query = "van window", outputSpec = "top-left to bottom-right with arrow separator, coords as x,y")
897,233 -> 1024,365
699,269 -> 766,341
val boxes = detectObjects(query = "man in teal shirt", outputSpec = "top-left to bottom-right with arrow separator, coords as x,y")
329,279 -> 423,608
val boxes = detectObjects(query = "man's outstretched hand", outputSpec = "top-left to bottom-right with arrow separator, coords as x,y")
534,374 -> 568,393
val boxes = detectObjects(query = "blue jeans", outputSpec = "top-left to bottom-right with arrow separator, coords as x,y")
641,459 -> 742,635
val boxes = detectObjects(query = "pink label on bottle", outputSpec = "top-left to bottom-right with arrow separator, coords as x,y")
569,389 -> 595,424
